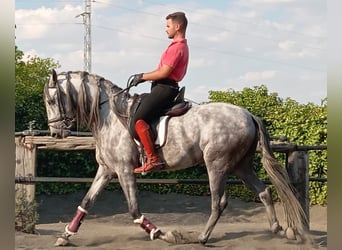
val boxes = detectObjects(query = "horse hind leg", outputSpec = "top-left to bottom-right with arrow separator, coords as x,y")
198,169 -> 228,244
234,163 -> 283,236
55,164 -> 113,246
259,186 -> 283,234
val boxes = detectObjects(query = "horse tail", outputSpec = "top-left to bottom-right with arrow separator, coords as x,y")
252,115 -> 308,235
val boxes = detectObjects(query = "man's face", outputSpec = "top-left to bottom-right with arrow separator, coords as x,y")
165,19 -> 178,39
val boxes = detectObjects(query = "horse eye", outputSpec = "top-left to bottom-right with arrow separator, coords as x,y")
47,99 -> 56,105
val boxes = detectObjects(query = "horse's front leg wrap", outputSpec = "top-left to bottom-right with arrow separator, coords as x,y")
134,215 -> 161,240
65,206 -> 88,235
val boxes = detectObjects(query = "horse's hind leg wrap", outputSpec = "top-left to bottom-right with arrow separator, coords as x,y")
134,215 -> 161,240
259,187 -> 282,233
65,206 -> 88,234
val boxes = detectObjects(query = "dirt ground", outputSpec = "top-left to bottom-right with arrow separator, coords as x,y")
15,190 -> 327,250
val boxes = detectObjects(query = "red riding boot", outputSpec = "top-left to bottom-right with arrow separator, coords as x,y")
134,120 -> 164,174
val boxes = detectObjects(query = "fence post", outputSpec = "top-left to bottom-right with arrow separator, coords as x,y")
15,137 -> 37,210
286,150 -> 310,231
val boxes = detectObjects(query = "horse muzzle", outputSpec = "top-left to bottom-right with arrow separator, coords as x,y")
48,118 -> 74,138
49,126 -> 71,138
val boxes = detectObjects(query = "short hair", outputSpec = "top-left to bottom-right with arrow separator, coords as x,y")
166,12 -> 188,31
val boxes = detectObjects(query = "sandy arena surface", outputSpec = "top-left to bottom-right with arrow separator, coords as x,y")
15,190 -> 327,249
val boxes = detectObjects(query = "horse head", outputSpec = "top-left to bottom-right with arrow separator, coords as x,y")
43,69 -> 73,138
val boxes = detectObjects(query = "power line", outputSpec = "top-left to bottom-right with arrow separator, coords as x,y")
93,0 -> 325,52
143,0 -> 326,40
15,1 -> 325,72
91,24 -> 324,72
16,21 -> 324,72
15,22 -> 82,26
16,0 -> 326,52
190,44 -> 325,72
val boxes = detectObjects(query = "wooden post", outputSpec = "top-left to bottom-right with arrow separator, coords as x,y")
15,137 -> 36,207
286,150 -> 310,231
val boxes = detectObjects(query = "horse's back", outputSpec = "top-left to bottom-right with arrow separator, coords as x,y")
163,102 -> 257,169
181,102 -> 254,133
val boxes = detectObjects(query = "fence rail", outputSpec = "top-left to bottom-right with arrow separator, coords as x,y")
15,176 -> 326,184
15,132 -> 327,230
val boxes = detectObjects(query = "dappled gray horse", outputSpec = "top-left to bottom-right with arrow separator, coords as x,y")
44,70 -> 308,246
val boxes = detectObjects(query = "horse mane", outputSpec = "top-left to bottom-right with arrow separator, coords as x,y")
62,71 -> 101,132
81,72 -> 102,131
54,70 -> 131,134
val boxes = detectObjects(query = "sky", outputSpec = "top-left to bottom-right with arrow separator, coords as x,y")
15,0 -> 327,105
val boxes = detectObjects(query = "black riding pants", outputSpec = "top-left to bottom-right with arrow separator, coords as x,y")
130,80 -> 179,139
133,81 -> 179,124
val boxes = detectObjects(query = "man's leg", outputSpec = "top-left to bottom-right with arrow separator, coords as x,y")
134,119 -> 164,174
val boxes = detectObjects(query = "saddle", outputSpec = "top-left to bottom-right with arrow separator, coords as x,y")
129,87 -> 191,147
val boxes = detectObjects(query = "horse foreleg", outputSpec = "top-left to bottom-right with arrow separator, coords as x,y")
54,206 -> 88,246
55,165 -> 113,246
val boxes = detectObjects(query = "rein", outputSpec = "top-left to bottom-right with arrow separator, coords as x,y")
113,86 -> 132,97
110,75 -> 135,119
45,71 -> 134,132
112,87 -> 130,119
45,77 -> 74,129
99,99 -> 109,106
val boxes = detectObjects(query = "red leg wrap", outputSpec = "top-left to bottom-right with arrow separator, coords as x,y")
140,218 -> 157,234
66,206 -> 87,233
134,215 -> 161,240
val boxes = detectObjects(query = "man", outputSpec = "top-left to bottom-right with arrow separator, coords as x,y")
129,11 -> 189,174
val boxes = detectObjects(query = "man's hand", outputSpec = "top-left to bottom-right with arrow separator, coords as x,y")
129,73 -> 146,87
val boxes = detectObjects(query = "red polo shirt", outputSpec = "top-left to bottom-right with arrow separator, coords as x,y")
157,38 -> 189,82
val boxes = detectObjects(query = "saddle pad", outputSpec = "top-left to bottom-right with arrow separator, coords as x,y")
155,116 -> 170,147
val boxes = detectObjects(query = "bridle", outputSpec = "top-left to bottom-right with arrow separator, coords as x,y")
45,80 -> 74,130
44,73 -> 135,131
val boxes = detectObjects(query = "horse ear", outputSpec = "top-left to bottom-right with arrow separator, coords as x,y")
49,69 -> 57,87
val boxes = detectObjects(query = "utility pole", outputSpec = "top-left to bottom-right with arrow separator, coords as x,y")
76,0 -> 92,72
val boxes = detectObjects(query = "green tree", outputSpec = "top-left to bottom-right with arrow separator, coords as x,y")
15,46 -> 60,131
15,46 -> 97,194
14,47 -> 327,204
209,85 -> 327,204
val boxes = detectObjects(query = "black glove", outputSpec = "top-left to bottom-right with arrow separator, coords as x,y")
129,73 -> 146,87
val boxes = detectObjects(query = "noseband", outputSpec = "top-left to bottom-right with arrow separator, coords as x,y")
45,80 -> 74,129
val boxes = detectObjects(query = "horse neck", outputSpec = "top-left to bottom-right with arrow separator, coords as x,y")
109,86 -> 134,129
59,71 -> 131,135
60,71 -> 104,131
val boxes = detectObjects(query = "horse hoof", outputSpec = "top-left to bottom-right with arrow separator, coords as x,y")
278,230 -> 285,237
54,237 -> 69,246
160,230 -> 200,244
271,222 -> 282,234
159,230 -> 178,244
150,228 -> 162,240
199,240 -> 207,245
285,227 -> 297,240
198,234 -> 208,245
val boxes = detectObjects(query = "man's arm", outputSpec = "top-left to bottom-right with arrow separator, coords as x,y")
142,64 -> 173,81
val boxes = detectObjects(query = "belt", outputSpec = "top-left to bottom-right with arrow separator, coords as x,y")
152,78 -> 179,89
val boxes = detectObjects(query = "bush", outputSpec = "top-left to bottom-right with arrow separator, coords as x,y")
15,47 -> 327,204
209,86 -> 327,205
15,188 -> 38,233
